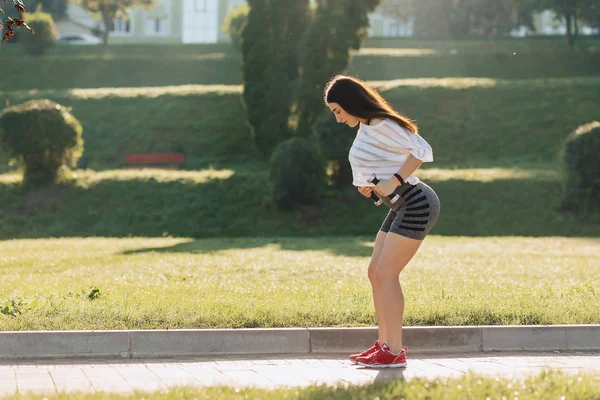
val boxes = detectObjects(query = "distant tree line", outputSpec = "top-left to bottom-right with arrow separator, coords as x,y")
378,0 -> 600,46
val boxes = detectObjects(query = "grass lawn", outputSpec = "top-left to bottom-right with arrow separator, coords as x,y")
1,38 -> 599,90
1,235 -> 598,330
1,371 -> 599,399
0,38 -> 598,330
0,42 -> 596,248
1,74 -> 599,174
0,166 -> 599,239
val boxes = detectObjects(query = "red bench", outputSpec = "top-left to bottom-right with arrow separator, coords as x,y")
123,153 -> 186,169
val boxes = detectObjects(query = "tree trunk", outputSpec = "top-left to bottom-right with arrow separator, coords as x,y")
463,0 -> 471,37
101,10 -> 113,47
566,12 -> 574,48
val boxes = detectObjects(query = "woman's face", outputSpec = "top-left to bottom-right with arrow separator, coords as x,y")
327,102 -> 361,128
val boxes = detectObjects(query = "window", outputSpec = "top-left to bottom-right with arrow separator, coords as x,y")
145,16 -> 171,35
195,0 -> 207,12
112,17 -> 131,34
182,0 -> 218,43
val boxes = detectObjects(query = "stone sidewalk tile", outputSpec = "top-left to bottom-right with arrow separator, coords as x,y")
0,378 -> 17,397
0,368 -> 14,380
82,367 -> 133,394
162,377 -> 203,389
218,370 -> 279,389
119,377 -> 170,393
48,369 -> 93,393
0,351 -> 598,397
174,366 -> 227,387
51,378 -> 95,394
249,366 -> 314,387
144,364 -> 193,380
14,372 -> 56,397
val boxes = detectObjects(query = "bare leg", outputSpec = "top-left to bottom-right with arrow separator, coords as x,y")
368,230 -> 388,344
375,233 -> 423,354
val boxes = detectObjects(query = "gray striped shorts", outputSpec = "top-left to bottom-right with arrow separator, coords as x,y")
379,181 -> 440,240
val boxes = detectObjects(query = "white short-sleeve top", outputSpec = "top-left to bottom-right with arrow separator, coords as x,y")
348,118 -> 433,187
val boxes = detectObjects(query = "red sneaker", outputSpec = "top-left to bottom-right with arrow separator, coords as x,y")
349,340 -> 380,364
356,343 -> 407,368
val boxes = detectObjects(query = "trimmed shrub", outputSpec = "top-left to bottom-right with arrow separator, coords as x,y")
0,99 -> 84,187
20,6 -> 58,56
313,109 -> 355,187
294,0 -> 379,139
269,137 -> 326,209
241,0 -> 309,158
561,121 -> 600,213
221,3 -> 249,51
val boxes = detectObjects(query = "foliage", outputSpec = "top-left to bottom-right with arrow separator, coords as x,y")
0,0 -> 34,42
269,137 -> 326,209
379,0 -> 524,38
221,2 -> 249,51
561,121 -> 600,213
0,99 -> 84,187
24,0 -> 67,21
524,0 -> 600,46
374,0 -> 600,41
75,0 -> 155,45
313,109 -> 354,187
294,0 -> 379,139
20,5 -> 58,55
241,0 -> 309,158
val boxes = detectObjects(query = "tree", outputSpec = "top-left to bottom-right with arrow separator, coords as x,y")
75,0 -> 154,46
380,0 -> 524,38
221,2 -> 249,51
241,0 -> 309,158
505,0 -> 537,31
20,5 -> 58,55
527,0 -> 599,47
459,0 -> 517,37
294,0 -> 380,139
578,0 -> 600,31
26,0 -> 67,21
375,0 -> 415,22
378,0 -> 537,38
1,0 -> 34,42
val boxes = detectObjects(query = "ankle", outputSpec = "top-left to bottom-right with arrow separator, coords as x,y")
383,342 -> 404,355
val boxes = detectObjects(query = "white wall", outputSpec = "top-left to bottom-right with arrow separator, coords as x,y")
182,0 -> 219,43
368,13 -> 413,37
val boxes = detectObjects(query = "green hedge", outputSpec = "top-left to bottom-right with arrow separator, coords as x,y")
0,99 -> 83,187
561,121 -> 600,213
20,7 -> 58,56
269,137 -> 326,209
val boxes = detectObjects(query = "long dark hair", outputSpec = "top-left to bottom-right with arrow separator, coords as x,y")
324,74 -> 418,133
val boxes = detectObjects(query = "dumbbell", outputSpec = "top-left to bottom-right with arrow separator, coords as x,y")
369,191 -> 383,206
368,173 -> 401,205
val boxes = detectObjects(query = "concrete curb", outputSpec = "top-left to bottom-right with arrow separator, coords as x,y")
0,325 -> 599,360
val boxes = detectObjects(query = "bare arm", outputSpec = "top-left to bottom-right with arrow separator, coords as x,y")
372,154 -> 424,197
395,154 -> 423,183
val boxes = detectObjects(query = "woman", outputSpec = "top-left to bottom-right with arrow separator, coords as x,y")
324,75 -> 440,368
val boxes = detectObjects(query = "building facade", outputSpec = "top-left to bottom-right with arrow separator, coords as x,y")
60,0 -> 246,44
59,1 -> 598,45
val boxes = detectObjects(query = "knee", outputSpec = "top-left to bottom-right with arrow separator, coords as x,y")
368,262 -> 378,284
374,263 -> 399,285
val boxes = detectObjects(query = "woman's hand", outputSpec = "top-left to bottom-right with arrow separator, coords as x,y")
357,186 -> 373,198
373,177 -> 399,197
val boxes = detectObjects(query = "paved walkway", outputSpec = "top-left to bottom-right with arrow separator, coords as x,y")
1,351 -> 599,397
